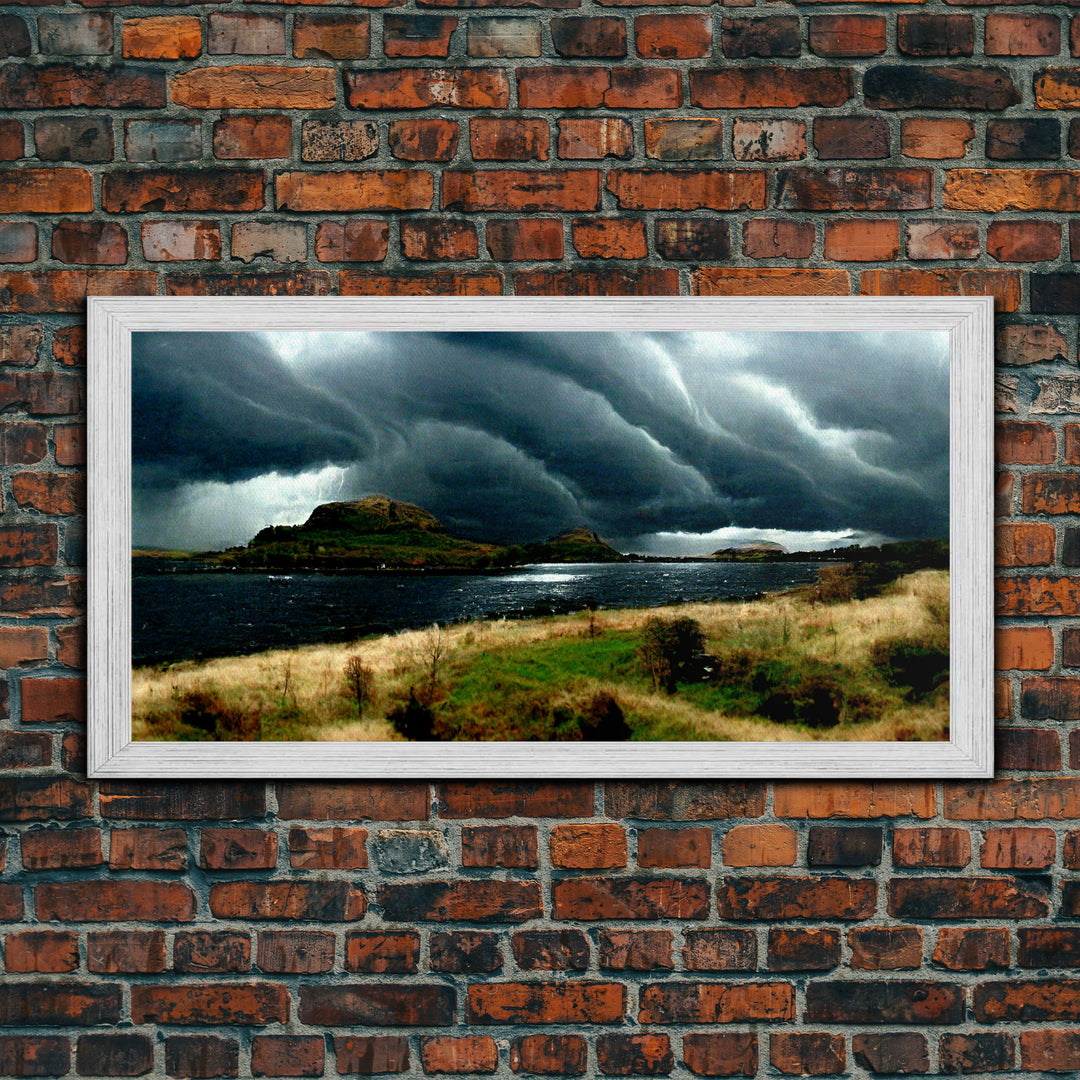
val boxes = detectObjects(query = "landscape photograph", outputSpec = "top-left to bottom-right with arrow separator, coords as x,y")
131,327 -> 951,745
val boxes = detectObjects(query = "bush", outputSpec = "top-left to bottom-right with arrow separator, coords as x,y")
577,692 -> 632,741
174,685 -> 260,741
639,616 -> 706,694
387,688 -> 437,741
870,637 -> 949,699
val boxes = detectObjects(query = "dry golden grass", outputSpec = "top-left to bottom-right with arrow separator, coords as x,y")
133,570 -> 949,743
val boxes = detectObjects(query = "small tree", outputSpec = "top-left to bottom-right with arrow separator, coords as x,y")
638,616 -> 705,694
343,654 -> 374,718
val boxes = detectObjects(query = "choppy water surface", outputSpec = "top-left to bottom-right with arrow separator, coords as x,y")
133,561 -> 825,666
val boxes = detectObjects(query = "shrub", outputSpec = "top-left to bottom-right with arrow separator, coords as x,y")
174,685 -> 260,741
870,637 -> 949,699
387,688 -> 437,741
639,616 -> 706,694
577,692 -> 632,741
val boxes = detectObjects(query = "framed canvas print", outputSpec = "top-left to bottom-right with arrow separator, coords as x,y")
88,296 -> 993,778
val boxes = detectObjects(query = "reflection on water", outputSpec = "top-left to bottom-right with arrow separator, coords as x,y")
133,561 -> 825,666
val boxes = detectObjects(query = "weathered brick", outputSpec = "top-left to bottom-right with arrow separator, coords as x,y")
694,267 -> 849,296
75,1035 -> 153,1077
906,220 -> 978,260
933,926 -> 1009,972
776,782 -> 933,819
231,222 -> 307,263
165,1036 -> 239,1079
142,221 -> 222,262
172,65 -> 334,108
314,220 -> 388,263
598,929 -> 672,971
100,781 -> 264,820
333,1036 -> 409,1076
388,118 -> 459,161
201,828 -> 277,870
996,523 -> 1056,567
682,929 -> 756,971
0,984 -> 120,1027
340,270 -> 502,296
767,928 -> 841,972
902,118 -> 974,160
213,115 -> 291,159
208,12 -> 284,55
347,68 -> 508,109
996,628 -> 1055,671
485,220 -> 563,262
379,880 -> 540,922
888,875 -> 1049,918
682,1034 -> 757,1078
638,14 -> 710,57
815,117 -> 889,160
596,1035 -> 672,1077
345,931 -> 419,973
807,982 -> 963,1025
939,1033 -> 1014,1073
645,119 -> 723,161
302,119 -> 377,162
289,825 -> 368,867
553,878 -> 708,919
691,67 -> 850,108
865,65 -> 1019,110
430,931 -> 503,973
721,823 -> 796,866
132,984 -> 289,1026
824,218 -> 898,260
470,116 -> 548,160
210,881 -> 365,920
0,731 -> 52,769
717,877 -> 876,920
104,169 -> 263,213
731,119 -> 805,162
300,985 -> 456,1027
944,169 -> 1080,212
251,1037 -> 323,1078
1036,69 -> 1080,110
861,268 -> 1020,311
512,929 -> 588,971
974,980 -> 1080,1022
898,14 -> 973,56
637,826 -> 711,868
123,15 -> 201,59
110,827 -> 187,871
468,18 -> 541,58
87,931 -> 166,974
384,14 -> 454,56
551,823 -> 626,868
849,927 -> 923,970
469,983 -> 625,1025
0,16 -> 31,59
0,223 -> 35,263
295,13 -> 370,58
776,168 -> 931,211
551,16 -> 626,57
421,1036 -> 497,1075
0,1035 -> 70,1076
987,13 -> 1060,54
743,219 -> 814,259
509,1035 -> 586,1075
998,324 -> 1068,365
770,1033 -> 844,1077
608,169 -> 764,211
558,117 -> 631,159
851,1034 -> 928,1076
37,880 -> 196,922
256,930 -> 335,974
605,782 -> 765,820
639,983 -> 793,1025
721,16 -> 798,58
174,931 -> 251,974
37,13 -> 113,56
276,172 -> 433,212
0,64 -> 164,109
4,930 -> 78,973
987,119 -> 1060,161
655,218 -> 729,260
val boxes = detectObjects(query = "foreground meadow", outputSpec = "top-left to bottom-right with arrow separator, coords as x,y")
133,568 -> 950,744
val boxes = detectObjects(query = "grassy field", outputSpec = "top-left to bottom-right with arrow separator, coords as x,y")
133,568 -> 950,744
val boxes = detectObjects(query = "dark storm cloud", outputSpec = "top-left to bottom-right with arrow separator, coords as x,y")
132,327 -> 949,551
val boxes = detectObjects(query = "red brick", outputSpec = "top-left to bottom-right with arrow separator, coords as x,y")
571,217 -> 646,259
384,14 -> 454,57
553,877 -> 707,919
946,776 -> 1080,817
996,627 -> 1055,671
998,324 -> 1068,366
509,1035 -> 586,1075
974,980 -> 1080,1023
721,823 -> 796,866
607,169 -> 764,210
0,884 -> 21,920
690,68 -> 851,108
809,14 -> 885,57
888,876 -> 1049,918
988,220 -> 1061,262
19,675 -> 84,721
598,929 -> 673,971
439,781 -> 592,818
256,930 -> 335,974
945,169 -> 1080,212
731,119 -> 805,162
87,931 -> 166,974
635,826 -> 711,868
172,65 -> 335,109
0,325 -> 41,368
767,928 -> 841,972
210,881 -> 366,921
399,218 -> 476,261
682,1034 -> 757,1077
1021,1031 -> 1080,1072
552,16 -> 626,57
289,825 -> 368,867
485,220 -> 563,262
743,219 -> 813,259
213,115 -> 291,159
519,66 -> 679,109
695,268 -> 849,296
346,68 -> 508,109
907,220 -> 979,260
299,984 -> 455,1027
557,117 -> 631,159
0,576 -> 84,619
174,931 -> 251,974
20,827 -> 98,870
421,1037 -> 497,1075
981,826 -> 1055,868
4,930 -> 78,973
605,782 -> 766,820
0,626 -> 47,668
996,523 -> 1056,567
0,1037 -> 70,1078
939,1033 -> 1014,1073
639,983 -> 794,1025
0,64 -> 164,109
777,168 -> 932,211
251,1038 -> 322,1078
468,982 -> 625,1025
717,876 -> 875,920
997,577 -> 1080,617
378,880 -> 540,922
132,984 -> 289,1026
142,221 -> 222,262
775,782 -> 934,819
276,171 -> 431,212
388,119 -> 459,161
314,220 -> 388,264
997,420 -> 1056,464
823,218 -> 898,261
37,880 -> 196,922
815,116 -> 889,160
470,117 -> 548,161
682,929 -> 756,971
166,1037 -> 238,1079
294,12 -> 369,57
333,1036 -> 409,1076
0,120 -> 21,162
110,827 -> 187,871
902,118 -> 975,159
277,782 -> 428,820
345,931 -> 419,973
637,14 -> 709,57
986,13 -> 1060,55
208,13 -> 284,54
104,169 -> 263,213
123,15 -> 201,59
848,926 -> 923,970
596,1035 -> 672,1077
1022,475 -> 1080,514
861,268 -> 1020,312
770,1034 -> 845,1076
932,926 -> 1009,971
0,169 -> 91,214
10,472 -> 84,515
340,271 -> 502,296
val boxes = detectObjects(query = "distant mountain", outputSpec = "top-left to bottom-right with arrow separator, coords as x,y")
210,497 -> 624,571
713,541 -> 788,560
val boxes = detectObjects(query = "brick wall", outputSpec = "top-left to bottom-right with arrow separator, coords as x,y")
2,0 -> 1080,1073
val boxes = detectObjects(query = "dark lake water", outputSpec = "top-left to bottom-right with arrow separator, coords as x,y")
132,561 -> 826,666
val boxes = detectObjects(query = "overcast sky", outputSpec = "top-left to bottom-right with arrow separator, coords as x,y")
131,328 -> 950,556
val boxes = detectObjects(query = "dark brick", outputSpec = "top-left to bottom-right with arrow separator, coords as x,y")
768,928 -> 841,972
0,984 -> 121,1026
864,66 -> 1020,110
987,119 -> 1060,161
939,1033 -> 1014,1074
596,1035 -> 672,1077
897,14 -> 973,56
551,17 -> 626,57
598,930 -> 673,972
851,1034 -> 929,1076
300,985 -> 455,1027
682,929 -> 756,971
334,1037 -> 409,1076
510,1035 -> 587,1076
814,117 -> 889,159
1032,274 -> 1080,314
682,1034 -> 757,1077
807,826 -> 882,866
75,1036 -> 153,1077
721,16 -> 799,58
0,1036 -> 69,1077
0,17 -> 31,59
512,930 -> 589,971
655,219 -> 729,261
165,1037 -> 239,1079
806,982 -> 964,1025
430,931 -> 503,972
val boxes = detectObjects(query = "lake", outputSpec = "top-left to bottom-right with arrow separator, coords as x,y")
132,561 -> 826,666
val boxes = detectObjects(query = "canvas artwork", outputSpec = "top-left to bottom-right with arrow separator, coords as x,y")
130,323 -> 953,750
